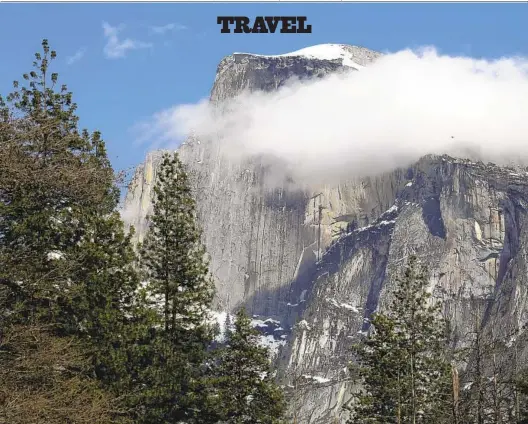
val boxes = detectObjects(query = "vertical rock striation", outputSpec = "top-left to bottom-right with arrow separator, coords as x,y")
123,44 -> 382,315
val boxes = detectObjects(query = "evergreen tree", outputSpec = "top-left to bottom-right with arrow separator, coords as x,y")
348,256 -> 452,424
348,313 -> 407,423
205,308 -> 286,424
139,152 -> 215,422
0,39 -> 118,327
140,152 -> 214,335
0,40 -> 151,420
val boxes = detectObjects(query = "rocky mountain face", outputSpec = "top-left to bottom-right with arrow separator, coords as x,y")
124,44 -> 382,317
123,44 -> 528,423
278,156 -> 528,422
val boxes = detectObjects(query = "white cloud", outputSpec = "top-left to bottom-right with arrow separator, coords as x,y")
102,21 -> 151,59
136,47 -> 528,186
66,48 -> 86,65
150,23 -> 187,34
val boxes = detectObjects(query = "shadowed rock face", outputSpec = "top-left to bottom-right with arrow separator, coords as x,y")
123,45 -> 528,422
278,157 -> 528,422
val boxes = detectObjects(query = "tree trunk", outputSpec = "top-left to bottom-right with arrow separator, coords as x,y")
452,364 -> 459,424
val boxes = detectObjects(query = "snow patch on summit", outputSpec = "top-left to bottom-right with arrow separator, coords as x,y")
234,44 -> 366,70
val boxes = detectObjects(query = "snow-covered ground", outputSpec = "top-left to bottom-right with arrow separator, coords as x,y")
302,374 -> 331,384
210,311 -> 287,358
327,298 -> 360,313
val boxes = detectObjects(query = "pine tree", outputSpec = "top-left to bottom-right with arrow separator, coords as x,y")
348,256 -> 452,424
347,313 -> 407,424
139,152 -> 215,422
205,308 -> 286,424
0,40 -> 151,420
69,214 -> 152,393
0,40 -> 116,326
140,152 -> 214,335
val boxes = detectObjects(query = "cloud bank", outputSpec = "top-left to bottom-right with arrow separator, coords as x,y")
136,47 -> 528,185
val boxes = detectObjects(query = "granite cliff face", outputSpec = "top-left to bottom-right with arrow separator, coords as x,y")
279,157 -> 528,422
124,44 -> 383,316
123,44 -> 528,423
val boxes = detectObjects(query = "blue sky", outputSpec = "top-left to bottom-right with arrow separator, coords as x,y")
1,3 -> 527,174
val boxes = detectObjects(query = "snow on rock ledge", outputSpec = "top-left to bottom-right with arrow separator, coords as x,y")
233,43 -> 380,70
210,311 -> 287,358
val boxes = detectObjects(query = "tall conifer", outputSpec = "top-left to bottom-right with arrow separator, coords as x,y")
206,308 -> 286,424
139,152 -> 215,422
348,256 -> 452,424
0,39 -> 146,421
